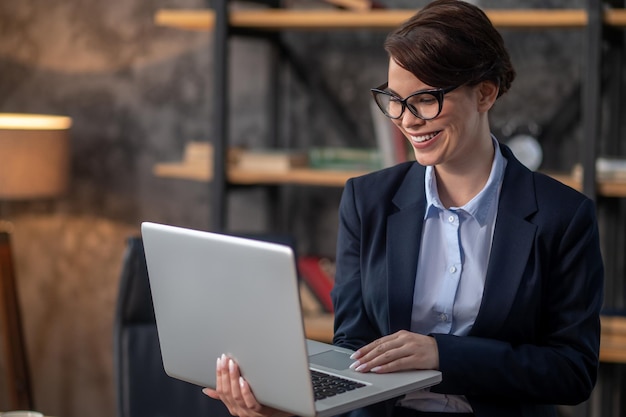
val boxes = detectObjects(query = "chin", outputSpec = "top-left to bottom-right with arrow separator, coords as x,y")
410,149 -> 434,167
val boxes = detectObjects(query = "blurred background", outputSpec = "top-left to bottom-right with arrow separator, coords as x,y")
0,0 -> 597,416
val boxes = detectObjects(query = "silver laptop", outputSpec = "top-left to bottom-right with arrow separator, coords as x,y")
141,222 -> 441,417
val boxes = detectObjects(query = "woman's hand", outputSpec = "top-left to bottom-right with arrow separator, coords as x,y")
348,330 -> 439,373
202,354 -> 292,417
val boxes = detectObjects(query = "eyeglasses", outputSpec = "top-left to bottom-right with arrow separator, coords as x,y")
370,83 -> 459,121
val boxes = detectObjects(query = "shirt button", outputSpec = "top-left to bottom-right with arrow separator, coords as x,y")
440,313 -> 448,322
448,215 -> 455,223
449,266 -> 457,273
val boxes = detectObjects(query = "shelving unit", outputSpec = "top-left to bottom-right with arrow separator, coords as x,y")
155,8 -> 626,31
154,4 -> 626,211
154,164 -> 369,186
154,165 -> 626,195
156,3 -> 626,413
154,0 -> 626,276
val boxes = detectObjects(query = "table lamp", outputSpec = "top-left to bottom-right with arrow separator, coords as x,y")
0,113 -> 72,410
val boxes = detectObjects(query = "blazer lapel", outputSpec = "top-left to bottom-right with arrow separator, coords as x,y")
471,145 -> 538,336
387,164 -> 427,333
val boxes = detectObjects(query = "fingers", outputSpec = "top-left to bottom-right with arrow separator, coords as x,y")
349,331 -> 439,373
216,355 -> 235,412
349,334 -> 404,373
202,387 -> 220,400
214,354 -> 265,417
238,376 -> 263,410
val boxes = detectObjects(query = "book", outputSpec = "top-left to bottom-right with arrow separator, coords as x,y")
371,100 -> 410,167
572,157 -> 626,181
298,256 -> 335,313
153,141 -> 213,181
299,281 -> 326,316
234,149 -> 309,172
308,147 -> 381,171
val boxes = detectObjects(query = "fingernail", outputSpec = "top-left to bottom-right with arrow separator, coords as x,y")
229,359 -> 235,373
370,366 -> 382,373
216,357 -> 221,369
350,351 -> 361,360
355,364 -> 367,372
239,376 -> 245,388
349,361 -> 360,370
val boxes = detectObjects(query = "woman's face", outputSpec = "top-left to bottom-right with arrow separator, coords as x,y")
387,58 -> 495,171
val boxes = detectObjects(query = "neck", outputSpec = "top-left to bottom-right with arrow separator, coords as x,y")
435,138 -> 495,208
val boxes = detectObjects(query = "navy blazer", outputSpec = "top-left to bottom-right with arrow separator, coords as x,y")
331,143 -> 604,417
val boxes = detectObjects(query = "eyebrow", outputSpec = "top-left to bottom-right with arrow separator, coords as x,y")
386,86 -> 438,99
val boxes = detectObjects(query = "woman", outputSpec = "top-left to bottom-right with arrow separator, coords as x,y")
204,1 -> 604,416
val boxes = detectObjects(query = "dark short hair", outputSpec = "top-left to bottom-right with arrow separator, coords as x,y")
384,0 -> 515,98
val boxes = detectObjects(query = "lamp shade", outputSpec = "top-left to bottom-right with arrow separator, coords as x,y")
0,113 -> 72,200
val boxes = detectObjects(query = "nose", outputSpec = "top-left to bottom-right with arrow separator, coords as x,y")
397,109 -> 426,130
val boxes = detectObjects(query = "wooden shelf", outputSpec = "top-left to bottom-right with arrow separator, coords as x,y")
154,8 -> 626,31
228,166 -> 369,186
547,173 -> 626,197
600,315 -> 626,364
153,162 -> 212,182
154,162 -> 369,187
303,313 -> 334,343
155,8 -> 596,32
305,313 -> 626,362
606,9 -> 626,27
156,10 -> 215,31
153,164 -> 626,196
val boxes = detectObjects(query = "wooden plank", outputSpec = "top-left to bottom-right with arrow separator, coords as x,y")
487,9 -> 587,28
323,0 -> 372,12
544,173 -> 626,198
155,9 -> 215,31
599,348 -> 626,364
598,179 -> 626,197
228,167 -> 367,186
303,313 -> 334,343
600,315 -> 626,364
310,313 -> 626,362
602,315 -> 626,333
228,10 -> 419,30
153,162 -> 212,182
153,162 -> 366,186
152,164 -> 626,195
605,9 -> 626,27
155,9 -> 591,32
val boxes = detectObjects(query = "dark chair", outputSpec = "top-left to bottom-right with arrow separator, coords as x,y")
113,236 -> 231,417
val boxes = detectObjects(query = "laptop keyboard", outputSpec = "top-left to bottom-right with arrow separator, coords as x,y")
311,370 -> 366,401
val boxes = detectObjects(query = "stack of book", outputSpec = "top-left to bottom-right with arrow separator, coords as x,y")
572,157 -> 626,181
308,147 -> 382,171
298,256 -> 335,313
371,100 -> 410,168
153,141 -> 213,181
233,149 -> 309,172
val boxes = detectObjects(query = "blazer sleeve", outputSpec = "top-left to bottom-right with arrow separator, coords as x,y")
433,197 -> 604,406
332,178 -> 383,351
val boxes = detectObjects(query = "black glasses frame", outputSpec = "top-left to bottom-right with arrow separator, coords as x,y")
370,83 -> 458,121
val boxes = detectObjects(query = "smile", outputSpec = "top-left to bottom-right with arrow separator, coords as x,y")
410,131 -> 440,143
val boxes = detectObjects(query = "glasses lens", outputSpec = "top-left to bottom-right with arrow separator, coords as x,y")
406,92 -> 441,120
374,93 -> 404,119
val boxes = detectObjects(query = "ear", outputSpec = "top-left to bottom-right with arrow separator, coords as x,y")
476,81 -> 499,113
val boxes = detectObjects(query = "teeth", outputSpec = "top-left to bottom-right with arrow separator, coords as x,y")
411,132 -> 438,143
